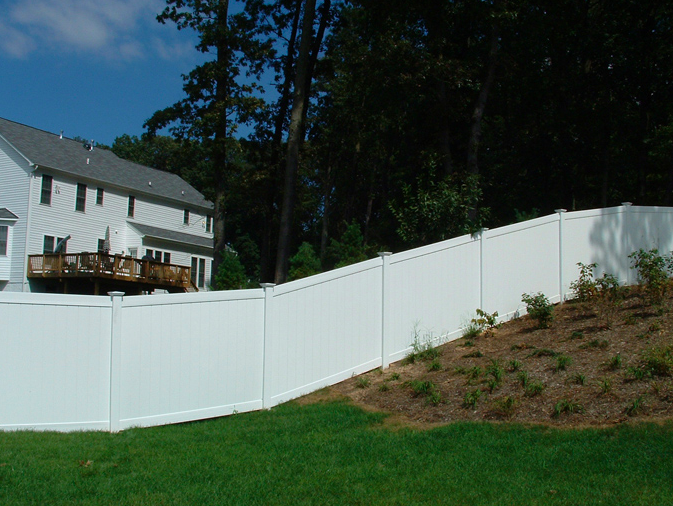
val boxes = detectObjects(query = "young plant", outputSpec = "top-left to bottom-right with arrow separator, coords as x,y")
569,330 -> 584,340
486,359 -> 504,382
552,399 -> 585,418
555,354 -> 572,372
571,373 -> 586,385
463,350 -> 484,358
357,377 -> 370,389
629,248 -> 673,304
595,273 -> 625,328
522,292 -> 554,328
606,353 -> 623,371
427,359 -> 442,372
524,380 -> 545,397
597,377 -> 612,395
491,396 -> 519,419
642,345 -> 673,377
462,388 -> 483,408
626,396 -> 646,416
570,262 -> 598,302
507,359 -> 523,372
517,370 -> 530,387
378,383 -> 390,392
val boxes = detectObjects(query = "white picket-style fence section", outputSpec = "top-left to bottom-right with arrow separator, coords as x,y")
2,204 -> 673,432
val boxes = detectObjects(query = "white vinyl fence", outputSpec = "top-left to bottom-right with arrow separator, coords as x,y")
2,204 -> 673,432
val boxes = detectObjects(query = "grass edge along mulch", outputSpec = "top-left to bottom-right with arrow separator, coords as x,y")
1,399 -> 673,506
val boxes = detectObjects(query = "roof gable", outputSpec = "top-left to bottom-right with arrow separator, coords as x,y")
0,117 -> 213,211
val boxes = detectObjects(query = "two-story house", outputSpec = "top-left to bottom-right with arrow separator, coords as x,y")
0,117 -> 214,294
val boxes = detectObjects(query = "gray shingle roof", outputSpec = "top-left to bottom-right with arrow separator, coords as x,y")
0,117 -> 213,211
0,208 -> 19,220
128,222 -> 213,249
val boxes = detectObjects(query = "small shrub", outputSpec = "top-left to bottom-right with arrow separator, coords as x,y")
463,350 -> 484,358
427,359 -> 442,372
390,372 -> 401,381
491,396 -> 519,419
507,359 -> 523,372
522,292 -> 554,328
580,339 -> 609,350
470,309 -> 501,337
626,396 -> 646,416
525,380 -> 545,397
642,346 -> 673,377
357,377 -> 370,389
404,325 -> 440,364
462,339 -> 475,348
528,348 -> 558,358
625,366 -> 649,381
486,359 -> 504,382
571,373 -> 586,385
595,273 -> 625,328
517,370 -> 530,387
569,330 -> 584,340
462,321 -> 483,340
606,354 -> 623,371
597,377 -> 612,394
465,366 -> 483,385
570,262 -> 598,302
409,380 -> 434,396
552,399 -> 585,418
555,354 -> 572,372
629,248 -> 673,304
427,389 -> 443,406
378,383 -> 390,392
463,389 -> 483,408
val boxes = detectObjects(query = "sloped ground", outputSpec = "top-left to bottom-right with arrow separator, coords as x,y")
327,288 -> 673,428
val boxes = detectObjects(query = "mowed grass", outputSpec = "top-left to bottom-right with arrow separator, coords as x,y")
1,400 -> 673,505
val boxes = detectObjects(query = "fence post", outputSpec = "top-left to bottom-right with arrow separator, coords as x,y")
555,209 -> 567,303
108,291 -> 125,433
260,283 -> 276,408
622,202 -> 633,285
378,252 -> 392,369
479,229 -> 488,310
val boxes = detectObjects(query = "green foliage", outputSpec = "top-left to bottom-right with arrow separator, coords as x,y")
598,377 -> 613,395
580,339 -> 609,350
427,359 -> 442,372
552,399 -> 585,418
625,366 -> 650,381
521,292 -> 554,328
606,354 -> 623,371
570,262 -> 598,302
288,242 -> 322,281
214,248 -> 248,290
571,373 -> 587,386
462,321 -> 483,340
463,350 -> 484,358
629,249 -> 673,304
626,396 -> 646,417
642,346 -> 673,377
462,388 -> 483,409
390,172 -> 486,246
325,222 -> 369,269
356,377 -> 370,389
378,383 -> 390,392
524,380 -> 545,397
491,396 -> 519,419
527,348 -> 558,358
570,330 -> 584,340
390,372 -> 401,381
507,360 -> 522,372
408,380 -> 442,405
517,370 -> 530,387
404,326 -> 441,364
555,355 -> 572,372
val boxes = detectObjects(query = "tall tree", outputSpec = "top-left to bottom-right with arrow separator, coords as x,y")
145,0 -> 273,278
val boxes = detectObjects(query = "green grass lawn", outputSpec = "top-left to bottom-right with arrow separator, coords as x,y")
1,400 -> 672,505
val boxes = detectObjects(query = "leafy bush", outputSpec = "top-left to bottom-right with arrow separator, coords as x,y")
524,380 -> 545,397
522,292 -> 554,328
629,248 -> 673,304
462,388 -> 483,408
555,354 -> 572,372
570,262 -> 598,302
491,396 -> 519,419
552,399 -> 584,418
642,346 -> 673,377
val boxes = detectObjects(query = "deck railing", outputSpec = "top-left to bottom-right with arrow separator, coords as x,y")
28,253 -> 191,289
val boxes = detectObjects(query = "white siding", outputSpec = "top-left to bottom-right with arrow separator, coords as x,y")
0,138 -> 30,291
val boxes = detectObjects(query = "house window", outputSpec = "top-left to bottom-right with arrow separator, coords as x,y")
128,195 -> 135,217
40,175 -> 53,205
163,252 -> 171,264
96,187 -> 104,206
206,215 -> 213,233
191,257 -> 197,285
183,209 -> 190,225
97,239 -> 106,252
0,226 -> 7,255
75,183 -> 87,212
154,250 -> 163,262
43,236 -> 55,253
128,248 -> 137,258
198,258 -> 206,288
146,248 -> 154,259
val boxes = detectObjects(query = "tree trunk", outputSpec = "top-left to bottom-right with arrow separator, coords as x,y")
275,0 -> 317,284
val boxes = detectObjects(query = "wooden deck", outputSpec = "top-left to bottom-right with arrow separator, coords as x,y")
28,253 -> 193,293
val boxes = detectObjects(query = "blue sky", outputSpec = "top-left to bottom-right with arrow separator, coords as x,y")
0,0 -> 211,146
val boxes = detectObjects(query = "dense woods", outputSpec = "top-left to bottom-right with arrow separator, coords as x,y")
111,0 -> 673,287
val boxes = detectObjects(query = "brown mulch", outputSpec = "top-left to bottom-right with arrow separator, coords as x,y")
321,288 -> 673,428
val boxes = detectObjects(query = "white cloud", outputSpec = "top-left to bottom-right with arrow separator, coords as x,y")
3,0 -> 173,61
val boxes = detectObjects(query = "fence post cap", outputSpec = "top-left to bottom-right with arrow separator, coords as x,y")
622,202 -> 633,207
259,283 -> 276,289
108,291 -> 125,298
554,208 -> 567,213
378,251 -> 392,257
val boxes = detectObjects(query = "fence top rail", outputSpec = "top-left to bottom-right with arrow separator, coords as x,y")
121,288 -> 265,308
0,291 -> 112,307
